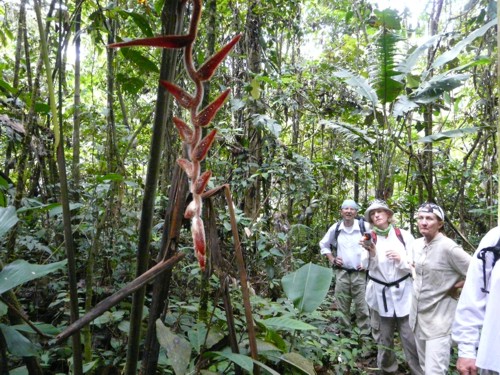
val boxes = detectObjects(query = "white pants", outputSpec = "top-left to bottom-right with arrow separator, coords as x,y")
414,334 -> 451,375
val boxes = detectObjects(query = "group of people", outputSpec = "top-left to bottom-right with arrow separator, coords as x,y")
320,199 -> 499,375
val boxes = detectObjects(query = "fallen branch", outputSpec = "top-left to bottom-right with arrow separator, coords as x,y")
53,252 -> 185,344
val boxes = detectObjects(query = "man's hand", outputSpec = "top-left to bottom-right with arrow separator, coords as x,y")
333,256 -> 344,267
448,279 -> 465,299
456,357 -> 477,375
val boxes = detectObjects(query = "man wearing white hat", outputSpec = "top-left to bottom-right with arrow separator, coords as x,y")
319,199 -> 370,334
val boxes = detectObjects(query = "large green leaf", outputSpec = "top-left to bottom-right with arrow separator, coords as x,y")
372,9 -> 401,30
410,73 -> 469,104
417,127 -> 481,143
156,319 -> 191,375
211,352 -> 253,372
118,10 -> 154,37
207,352 -> 281,375
369,28 -> 404,104
432,18 -> 497,69
281,352 -> 316,375
260,317 -> 317,331
397,34 -> 441,74
0,206 -> 18,238
333,69 -> 378,108
393,95 -> 419,117
119,48 -> 159,74
187,323 -> 224,354
0,324 -> 40,357
320,120 -> 375,145
281,262 -> 332,313
0,259 -> 67,295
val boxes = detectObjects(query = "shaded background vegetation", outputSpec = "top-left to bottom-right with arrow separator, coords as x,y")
0,0 -> 498,373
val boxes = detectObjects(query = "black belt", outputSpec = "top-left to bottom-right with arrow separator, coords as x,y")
368,273 -> 412,313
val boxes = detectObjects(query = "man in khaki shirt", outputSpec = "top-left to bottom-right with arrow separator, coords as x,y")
410,203 -> 471,375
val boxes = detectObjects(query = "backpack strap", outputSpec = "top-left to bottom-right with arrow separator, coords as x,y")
331,221 -> 342,251
332,218 -> 366,250
359,217 -> 366,236
394,227 -> 406,247
477,237 -> 500,293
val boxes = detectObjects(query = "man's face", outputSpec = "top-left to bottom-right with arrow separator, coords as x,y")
340,207 -> 357,221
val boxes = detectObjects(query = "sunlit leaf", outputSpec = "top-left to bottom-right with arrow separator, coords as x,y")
432,18 -> 497,69
260,317 -> 317,331
281,263 -> 333,313
410,73 -> 469,104
0,259 -> 67,295
417,127 -> 481,143
156,319 -> 191,375
281,352 -> 316,375
0,206 -> 18,238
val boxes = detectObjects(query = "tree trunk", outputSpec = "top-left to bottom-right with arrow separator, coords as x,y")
243,0 -> 263,220
72,2 -> 82,190
124,1 -> 186,373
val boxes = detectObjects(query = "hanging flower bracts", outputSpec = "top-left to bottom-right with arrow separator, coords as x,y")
109,0 -> 240,270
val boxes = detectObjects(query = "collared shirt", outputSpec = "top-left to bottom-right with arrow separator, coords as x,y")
365,227 -> 414,317
452,226 -> 500,372
319,219 -> 368,269
410,233 -> 471,339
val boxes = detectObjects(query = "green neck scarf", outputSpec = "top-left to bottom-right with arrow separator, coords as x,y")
373,224 -> 392,237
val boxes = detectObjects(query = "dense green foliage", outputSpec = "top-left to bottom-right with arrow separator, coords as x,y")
0,0 -> 497,373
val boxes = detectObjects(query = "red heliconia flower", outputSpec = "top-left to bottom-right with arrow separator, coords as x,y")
160,81 -> 194,109
196,34 -> 242,81
192,129 -> 217,162
173,117 -> 193,143
184,200 -> 198,219
197,253 -> 206,270
177,158 -> 194,178
194,170 -> 212,194
192,217 -> 206,269
195,89 -> 230,127
108,35 -> 195,49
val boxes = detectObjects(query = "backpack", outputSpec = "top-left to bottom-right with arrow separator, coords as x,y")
477,236 -> 500,293
331,217 -> 366,251
371,227 -> 406,247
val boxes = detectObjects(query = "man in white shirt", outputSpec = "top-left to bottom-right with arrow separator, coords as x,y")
319,199 -> 370,334
452,226 -> 500,375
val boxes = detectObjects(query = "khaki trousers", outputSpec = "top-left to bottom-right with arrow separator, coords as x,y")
334,269 -> 370,333
371,310 -> 423,375
414,333 -> 451,375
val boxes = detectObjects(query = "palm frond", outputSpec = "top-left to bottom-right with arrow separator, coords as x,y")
368,28 -> 404,104
320,119 -> 375,145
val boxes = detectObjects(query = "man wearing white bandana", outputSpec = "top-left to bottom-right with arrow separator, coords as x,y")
362,200 -> 422,375
452,226 -> 500,375
319,199 -> 370,335
410,203 -> 471,375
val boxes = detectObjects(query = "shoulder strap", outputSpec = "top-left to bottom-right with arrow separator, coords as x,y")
358,217 -> 366,235
477,235 -> 500,293
394,227 -> 406,247
333,221 -> 341,241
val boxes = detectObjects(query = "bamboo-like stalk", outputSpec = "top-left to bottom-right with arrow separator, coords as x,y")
33,0 -> 83,374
